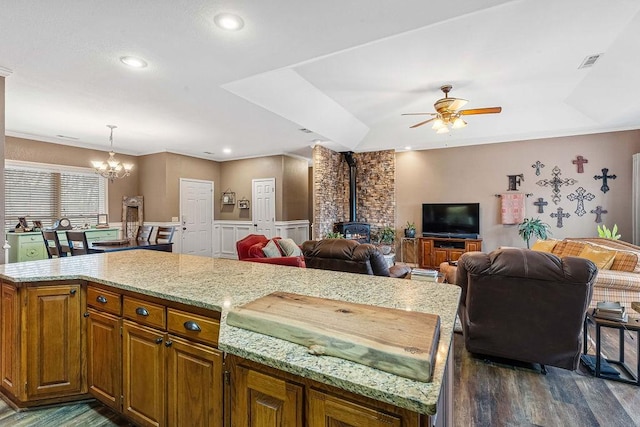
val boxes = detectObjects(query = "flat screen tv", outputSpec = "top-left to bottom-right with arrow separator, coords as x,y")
422,203 -> 480,238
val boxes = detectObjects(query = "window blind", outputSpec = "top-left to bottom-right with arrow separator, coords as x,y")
4,164 -> 107,230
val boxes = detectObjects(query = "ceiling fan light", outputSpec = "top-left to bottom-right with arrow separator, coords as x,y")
436,126 -> 449,134
432,118 -> 445,130
452,117 -> 467,129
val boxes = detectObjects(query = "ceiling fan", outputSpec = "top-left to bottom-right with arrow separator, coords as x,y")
402,85 -> 502,133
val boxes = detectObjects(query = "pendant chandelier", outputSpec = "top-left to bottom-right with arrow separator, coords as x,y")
91,125 -> 133,182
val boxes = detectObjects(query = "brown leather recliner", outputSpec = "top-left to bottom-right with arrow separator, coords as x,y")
456,248 -> 597,370
301,239 -> 411,279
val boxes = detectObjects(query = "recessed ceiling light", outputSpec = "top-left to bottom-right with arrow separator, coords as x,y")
214,13 -> 244,31
120,56 -> 148,68
404,146 -> 412,150
223,148 -> 232,154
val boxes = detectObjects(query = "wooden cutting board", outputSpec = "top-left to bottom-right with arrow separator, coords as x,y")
226,291 -> 440,382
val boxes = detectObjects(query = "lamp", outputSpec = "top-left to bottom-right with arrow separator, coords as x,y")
432,113 -> 467,133
91,125 -> 133,182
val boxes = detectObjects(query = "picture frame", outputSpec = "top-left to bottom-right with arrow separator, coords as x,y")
33,220 -> 43,230
97,213 -> 109,227
16,217 -> 29,229
222,191 -> 236,205
238,198 -> 250,209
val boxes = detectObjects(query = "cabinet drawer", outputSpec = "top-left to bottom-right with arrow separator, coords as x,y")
167,309 -> 219,347
21,242 -> 46,261
87,286 -> 122,315
123,297 -> 166,330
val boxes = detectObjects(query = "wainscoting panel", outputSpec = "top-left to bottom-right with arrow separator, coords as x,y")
214,220 -> 310,259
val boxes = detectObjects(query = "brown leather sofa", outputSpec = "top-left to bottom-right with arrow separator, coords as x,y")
301,239 -> 411,279
456,248 -> 597,371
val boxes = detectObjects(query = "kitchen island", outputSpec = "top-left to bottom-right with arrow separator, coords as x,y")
0,250 -> 460,426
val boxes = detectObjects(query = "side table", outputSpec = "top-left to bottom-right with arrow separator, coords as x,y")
582,309 -> 640,385
400,237 -> 419,267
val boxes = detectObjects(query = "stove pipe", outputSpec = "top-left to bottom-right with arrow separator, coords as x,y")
342,151 -> 357,222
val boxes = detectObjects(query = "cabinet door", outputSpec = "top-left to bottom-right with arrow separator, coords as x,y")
433,248 -> 449,266
449,250 -> 465,262
466,241 -> 482,252
232,365 -> 303,427
87,309 -> 121,411
166,336 -> 223,427
26,284 -> 84,399
308,388 -> 402,427
420,240 -> 433,268
122,320 -> 166,427
1,284 -> 19,397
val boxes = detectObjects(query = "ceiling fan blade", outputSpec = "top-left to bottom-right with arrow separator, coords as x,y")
401,112 -> 436,116
410,117 -> 437,128
459,107 -> 502,115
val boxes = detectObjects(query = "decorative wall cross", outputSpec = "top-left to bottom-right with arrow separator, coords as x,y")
590,205 -> 608,223
572,155 -> 588,173
594,168 -> 616,193
507,174 -> 524,191
536,166 -> 577,204
531,160 -> 545,176
533,197 -> 548,213
566,187 -> 595,216
550,207 -> 570,228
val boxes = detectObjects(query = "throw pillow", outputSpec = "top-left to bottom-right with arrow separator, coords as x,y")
561,240 -> 587,257
262,239 -> 283,258
276,238 -> 302,257
531,239 -> 558,253
248,242 -> 267,258
578,245 -> 617,269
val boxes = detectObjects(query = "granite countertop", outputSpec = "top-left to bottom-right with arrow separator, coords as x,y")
0,250 -> 461,415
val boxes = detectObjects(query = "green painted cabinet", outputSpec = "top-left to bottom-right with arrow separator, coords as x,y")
6,229 -> 120,263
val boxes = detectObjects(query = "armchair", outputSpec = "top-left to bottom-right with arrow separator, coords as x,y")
301,239 -> 411,279
456,248 -> 597,370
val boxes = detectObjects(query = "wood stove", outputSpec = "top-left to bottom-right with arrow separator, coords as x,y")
334,152 -> 370,243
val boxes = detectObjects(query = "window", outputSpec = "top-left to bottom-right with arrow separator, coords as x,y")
4,161 -> 107,230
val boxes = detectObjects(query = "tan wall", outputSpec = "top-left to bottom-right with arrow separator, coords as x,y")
0,77 -> 5,263
282,156 -> 309,221
147,152 -> 220,222
396,130 -> 640,252
219,156 -> 284,221
5,136 -> 138,221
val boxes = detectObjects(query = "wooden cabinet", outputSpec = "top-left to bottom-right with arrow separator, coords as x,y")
228,356 -> 429,427
0,282 -> 87,406
420,237 -> 482,269
308,388 -> 402,427
231,364 -> 303,426
123,320 -> 167,427
87,284 -> 223,427
166,337 -> 223,426
87,309 -> 121,411
1,284 -> 19,397
26,285 -> 84,400
6,229 -> 119,263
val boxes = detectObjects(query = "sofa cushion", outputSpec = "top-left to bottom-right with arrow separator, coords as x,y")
558,240 -> 587,257
276,238 -> 302,257
578,245 -> 616,269
262,239 -> 283,258
568,239 -> 640,273
531,239 -> 558,253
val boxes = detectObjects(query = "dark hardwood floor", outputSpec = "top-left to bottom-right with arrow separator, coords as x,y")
0,326 -> 638,426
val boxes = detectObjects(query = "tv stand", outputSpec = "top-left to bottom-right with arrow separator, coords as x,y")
419,237 -> 482,269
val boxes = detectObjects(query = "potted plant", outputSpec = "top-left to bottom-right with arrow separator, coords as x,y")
325,231 -> 344,239
379,225 -> 395,254
518,217 -> 551,248
597,224 -> 621,240
404,221 -> 416,238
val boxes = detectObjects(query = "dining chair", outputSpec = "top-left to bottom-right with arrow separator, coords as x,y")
136,225 -> 154,241
66,231 -> 89,255
155,226 -> 175,243
42,230 -> 67,258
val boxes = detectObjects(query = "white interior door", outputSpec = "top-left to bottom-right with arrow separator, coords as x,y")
252,178 -> 276,238
179,179 -> 213,257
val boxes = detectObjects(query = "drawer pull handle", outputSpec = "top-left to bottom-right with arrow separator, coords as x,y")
70,289 -> 77,295
83,312 -> 90,318
165,340 -> 173,347
96,295 -> 108,304
184,321 -> 202,332
155,337 -> 163,344
136,307 -> 149,316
